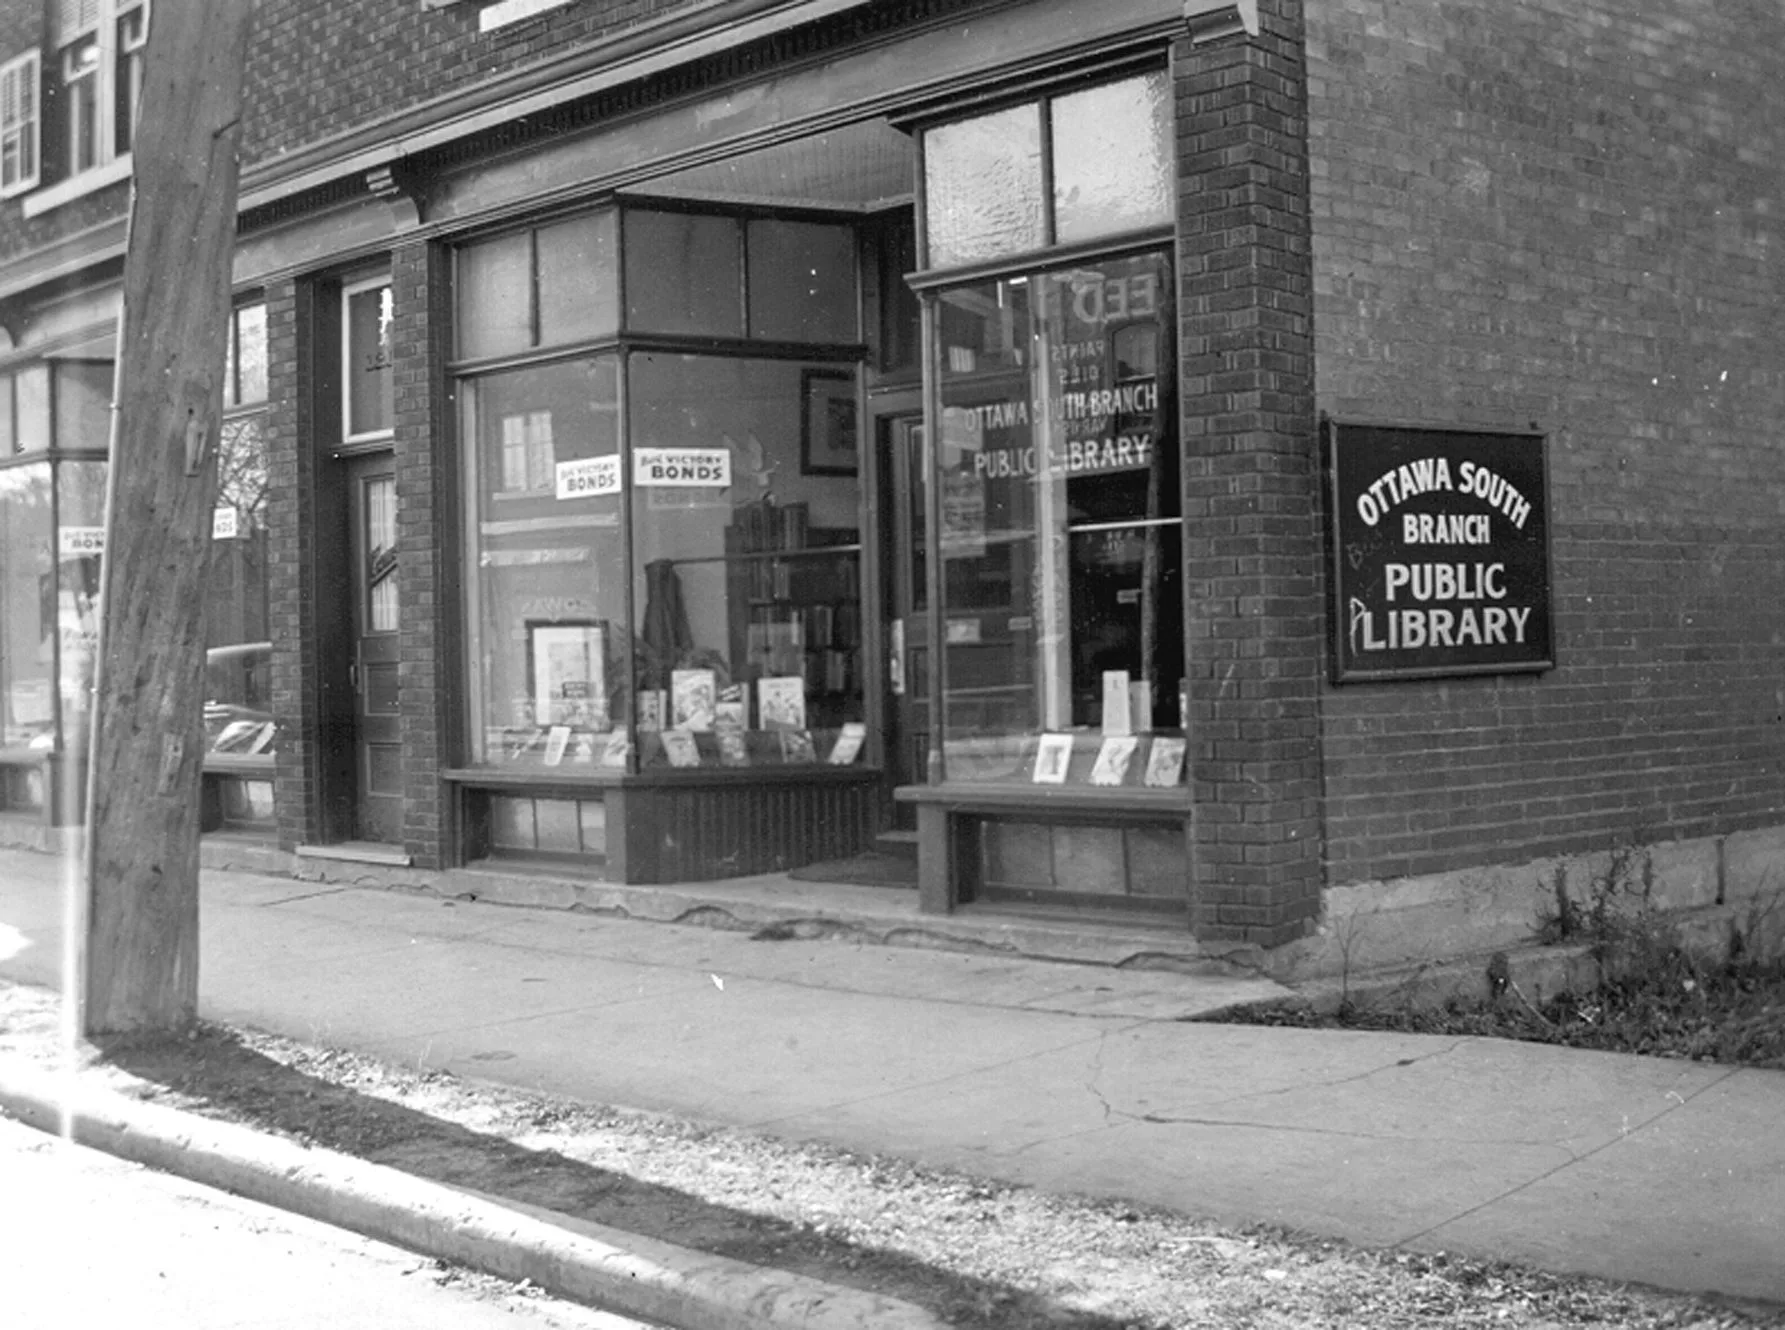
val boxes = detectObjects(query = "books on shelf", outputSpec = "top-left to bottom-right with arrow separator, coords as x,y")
1089,735 -> 1139,786
670,668 -> 717,732
757,675 -> 807,731
1144,736 -> 1187,788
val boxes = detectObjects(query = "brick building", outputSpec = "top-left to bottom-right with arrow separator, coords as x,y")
0,0 -> 1779,965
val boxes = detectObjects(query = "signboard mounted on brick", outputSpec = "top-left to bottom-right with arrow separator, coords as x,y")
1325,421 -> 1554,683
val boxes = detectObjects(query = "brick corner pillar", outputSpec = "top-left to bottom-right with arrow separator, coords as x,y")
1174,0 -> 1324,948
265,276 -> 327,853
391,239 -> 458,872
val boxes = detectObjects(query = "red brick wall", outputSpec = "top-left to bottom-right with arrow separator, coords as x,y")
0,0 -> 706,265
391,240 -> 457,869
1176,0 -> 1322,946
1309,0 -> 1785,884
241,0 -> 697,163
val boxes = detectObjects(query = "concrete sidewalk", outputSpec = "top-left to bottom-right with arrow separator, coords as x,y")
1,846 -> 1780,1310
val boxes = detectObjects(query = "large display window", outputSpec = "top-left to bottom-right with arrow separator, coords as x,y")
0,357 -> 111,816
205,301 -> 276,770
629,352 -> 863,772
931,249 -> 1181,787
455,204 -> 865,778
915,65 -> 1182,795
462,355 -> 627,770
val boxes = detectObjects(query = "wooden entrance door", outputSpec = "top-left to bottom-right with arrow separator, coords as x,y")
347,455 -> 403,843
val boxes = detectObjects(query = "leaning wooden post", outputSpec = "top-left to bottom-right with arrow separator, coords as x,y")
81,0 -> 259,1036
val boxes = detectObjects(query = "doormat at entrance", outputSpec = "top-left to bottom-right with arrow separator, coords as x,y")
786,851 -> 918,889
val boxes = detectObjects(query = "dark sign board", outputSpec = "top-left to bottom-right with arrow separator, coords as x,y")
1326,421 -> 1554,682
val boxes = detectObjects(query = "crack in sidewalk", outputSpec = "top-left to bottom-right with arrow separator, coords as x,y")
1392,1064 -> 1746,1248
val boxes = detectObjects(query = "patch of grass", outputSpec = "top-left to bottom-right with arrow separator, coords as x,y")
1239,847 -> 1785,1069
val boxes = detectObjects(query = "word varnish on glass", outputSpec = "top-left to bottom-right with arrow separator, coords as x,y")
1326,422 -> 1554,682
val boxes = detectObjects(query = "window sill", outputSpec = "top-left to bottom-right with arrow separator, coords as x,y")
22,156 -> 133,219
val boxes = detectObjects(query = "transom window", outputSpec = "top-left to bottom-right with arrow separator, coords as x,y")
921,68 -> 1172,270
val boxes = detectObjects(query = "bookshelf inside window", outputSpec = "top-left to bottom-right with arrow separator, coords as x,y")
724,499 -> 862,734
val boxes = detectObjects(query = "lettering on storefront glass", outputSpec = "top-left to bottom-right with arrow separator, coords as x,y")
1326,422 -> 1553,682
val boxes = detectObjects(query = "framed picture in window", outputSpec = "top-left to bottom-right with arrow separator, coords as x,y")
529,621 -> 608,729
800,368 -> 858,476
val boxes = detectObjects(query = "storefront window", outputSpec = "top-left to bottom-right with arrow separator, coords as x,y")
0,462 -> 54,754
206,301 -> 274,760
934,249 -> 1181,785
56,459 -> 107,760
462,355 -> 628,769
628,352 -> 863,770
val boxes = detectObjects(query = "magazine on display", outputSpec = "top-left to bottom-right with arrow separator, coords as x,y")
1089,735 -> 1139,786
1144,736 -> 1187,787
670,669 -> 717,732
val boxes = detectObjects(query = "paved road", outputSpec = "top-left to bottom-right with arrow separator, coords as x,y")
0,1114 -> 661,1330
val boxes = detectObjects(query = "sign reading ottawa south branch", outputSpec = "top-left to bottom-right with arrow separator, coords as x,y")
1327,422 -> 1554,682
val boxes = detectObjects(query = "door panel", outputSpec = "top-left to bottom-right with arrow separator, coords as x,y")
882,414 -> 928,822
349,457 -> 403,843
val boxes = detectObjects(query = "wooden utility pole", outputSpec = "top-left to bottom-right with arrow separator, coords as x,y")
81,0 -> 259,1035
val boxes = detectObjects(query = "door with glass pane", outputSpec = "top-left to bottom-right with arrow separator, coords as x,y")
348,456 -> 402,843
883,414 -> 929,821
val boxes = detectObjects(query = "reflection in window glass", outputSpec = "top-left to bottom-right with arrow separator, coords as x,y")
463,356 -> 628,770
746,219 -> 858,344
233,304 -> 268,406
54,361 -> 112,450
205,412 -> 276,758
1051,71 -> 1173,246
629,353 -> 863,769
345,279 -> 394,439
624,211 -> 743,338
933,250 -> 1179,784
922,104 -> 1043,268
56,459 -> 108,760
537,210 -> 619,348
457,231 -> 532,361
14,366 -> 48,453
0,463 -> 53,753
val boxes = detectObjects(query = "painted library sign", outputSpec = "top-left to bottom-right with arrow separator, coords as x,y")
1327,422 -> 1553,682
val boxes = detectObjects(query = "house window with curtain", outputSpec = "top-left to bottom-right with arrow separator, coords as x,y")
0,49 -> 40,197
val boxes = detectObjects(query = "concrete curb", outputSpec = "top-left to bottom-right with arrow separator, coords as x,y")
0,1055 -> 946,1330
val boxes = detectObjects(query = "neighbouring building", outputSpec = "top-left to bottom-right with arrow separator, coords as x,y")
0,0 -> 1780,968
